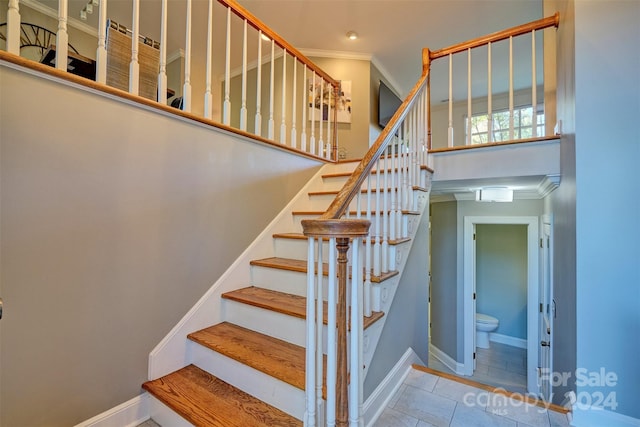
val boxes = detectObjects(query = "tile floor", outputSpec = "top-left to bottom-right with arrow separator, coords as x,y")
429,342 -> 528,395
374,368 -> 571,427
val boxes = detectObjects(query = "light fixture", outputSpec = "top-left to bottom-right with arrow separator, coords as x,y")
346,31 -> 358,40
475,187 -> 513,202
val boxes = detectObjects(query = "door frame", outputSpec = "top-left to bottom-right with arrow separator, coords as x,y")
463,215 -> 539,394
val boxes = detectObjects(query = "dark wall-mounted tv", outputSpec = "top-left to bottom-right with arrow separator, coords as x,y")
377,80 -> 402,129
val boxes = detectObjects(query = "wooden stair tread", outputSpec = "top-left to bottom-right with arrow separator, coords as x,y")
222,286 -> 384,329
250,257 -> 399,282
142,364 -> 301,427
273,232 -> 411,245
188,322 -> 311,392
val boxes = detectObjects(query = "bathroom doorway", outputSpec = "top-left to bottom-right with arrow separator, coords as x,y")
463,216 -> 540,395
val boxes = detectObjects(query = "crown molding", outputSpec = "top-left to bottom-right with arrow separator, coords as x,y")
537,174 -> 561,198
20,0 -> 98,38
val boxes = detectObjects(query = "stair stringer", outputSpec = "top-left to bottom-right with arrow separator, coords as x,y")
147,161 -> 356,381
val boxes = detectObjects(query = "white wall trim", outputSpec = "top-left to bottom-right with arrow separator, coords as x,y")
363,348 -> 424,427
490,332 -> 527,349
73,393 -> 150,427
429,343 -> 466,376
571,404 -> 640,427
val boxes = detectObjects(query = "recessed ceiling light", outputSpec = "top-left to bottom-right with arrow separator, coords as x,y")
346,31 -> 358,40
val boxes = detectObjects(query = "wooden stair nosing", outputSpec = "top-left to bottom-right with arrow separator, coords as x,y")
322,165 -> 433,179
222,286 -> 385,330
142,364 -> 302,427
291,209 -> 421,216
250,256 -> 399,282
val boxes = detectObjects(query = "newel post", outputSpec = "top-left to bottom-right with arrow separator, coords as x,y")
302,218 -> 370,427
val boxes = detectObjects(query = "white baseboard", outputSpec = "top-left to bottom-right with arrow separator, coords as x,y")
363,348 -> 424,427
490,332 -> 527,349
74,393 -> 150,427
429,343 -> 466,376
571,404 -> 640,427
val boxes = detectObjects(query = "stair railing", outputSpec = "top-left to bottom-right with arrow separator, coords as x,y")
1,0 -> 340,161
301,50 -> 431,427
429,13 -> 560,149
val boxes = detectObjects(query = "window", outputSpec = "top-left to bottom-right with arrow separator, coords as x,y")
466,106 -> 545,144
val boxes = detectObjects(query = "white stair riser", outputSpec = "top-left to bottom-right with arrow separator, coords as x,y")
273,237 -> 332,260
187,340 -> 306,420
250,266 -> 330,298
148,395 -> 194,427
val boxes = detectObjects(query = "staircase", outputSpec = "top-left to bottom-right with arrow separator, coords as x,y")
142,159 -> 431,426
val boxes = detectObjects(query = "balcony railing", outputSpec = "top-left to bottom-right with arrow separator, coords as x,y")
1,0 -> 340,161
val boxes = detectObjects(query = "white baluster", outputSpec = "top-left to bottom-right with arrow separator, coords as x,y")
315,243 -> 323,423
240,19 -> 248,130
531,30 -> 537,137
222,6 -> 231,122
203,0 -> 214,116
487,42 -> 493,143
389,133 -> 397,242
373,159 -> 381,277
128,0 -> 140,95
396,122 -> 405,238
55,0 -> 69,71
268,39 -> 275,139
254,31 -> 263,136
364,176 -> 372,317
466,48 -> 471,145
182,0 -> 192,111
326,84 -> 332,159
280,50 -> 287,143
291,59 -> 297,148
318,80 -> 324,156
301,66 -> 308,152
310,72 -> 316,155
509,36 -> 514,139
447,53 -> 453,147
349,238 -> 363,427
381,152 -> 389,273
6,0 -> 20,55
305,237 -> 317,427
95,0 -> 108,84
326,237 -> 337,426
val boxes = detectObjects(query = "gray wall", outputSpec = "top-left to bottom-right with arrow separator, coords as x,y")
476,224 -> 528,340
572,0 -> 639,418
364,205 -> 430,399
0,65 -> 322,426
429,201 -> 458,359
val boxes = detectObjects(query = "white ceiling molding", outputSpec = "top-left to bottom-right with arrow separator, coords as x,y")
20,0 -> 98,38
537,174 -> 561,198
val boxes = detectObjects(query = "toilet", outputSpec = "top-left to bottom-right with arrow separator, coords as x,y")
476,313 -> 499,349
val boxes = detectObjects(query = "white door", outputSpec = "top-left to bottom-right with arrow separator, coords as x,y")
538,219 -> 554,400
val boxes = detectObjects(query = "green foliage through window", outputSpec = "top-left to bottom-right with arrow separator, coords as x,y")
466,106 -> 545,144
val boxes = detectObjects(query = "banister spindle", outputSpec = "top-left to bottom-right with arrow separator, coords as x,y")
487,42 -> 493,143
128,0 -> 140,95
95,0 -> 108,84
315,242 -> 323,422
280,50 -> 287,143
310,72 -> 316,155
305,237 -> 317,427
509,35 -> 514,139
466,48 -> 471,145
55,0 -> 69,71
291,59 -> 297,148
326,237 -> 337,425
268,39 -> 275,139
381,152 -> 389,273
447,53 -> 453,147
373,158 -> 382,277
318,80 -> 324,156
254,31 -> 263,136
203,0 -> 214,116
301,66 -> 308,151
240,19 -> 248,130
183,0 -> 192,111
349,237 -> 363,427
531,29 -> 537,137
326,85 -> 332,159
222,6 -> 231,122
6,0 -> 20,55
335,236 -> 350,427
364,174 -> 372,317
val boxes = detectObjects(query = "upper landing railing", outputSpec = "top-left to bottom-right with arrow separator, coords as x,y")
301,13 -> 559,427
0,0 -> 340,161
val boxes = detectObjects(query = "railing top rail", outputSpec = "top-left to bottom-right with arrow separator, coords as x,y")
318,51 -> 431,221
429,12 -> 559,60
219,0 -> 339,88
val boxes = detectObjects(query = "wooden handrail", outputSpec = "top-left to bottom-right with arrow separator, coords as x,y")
429,12 -> 559,60
219,0 -> 339,88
